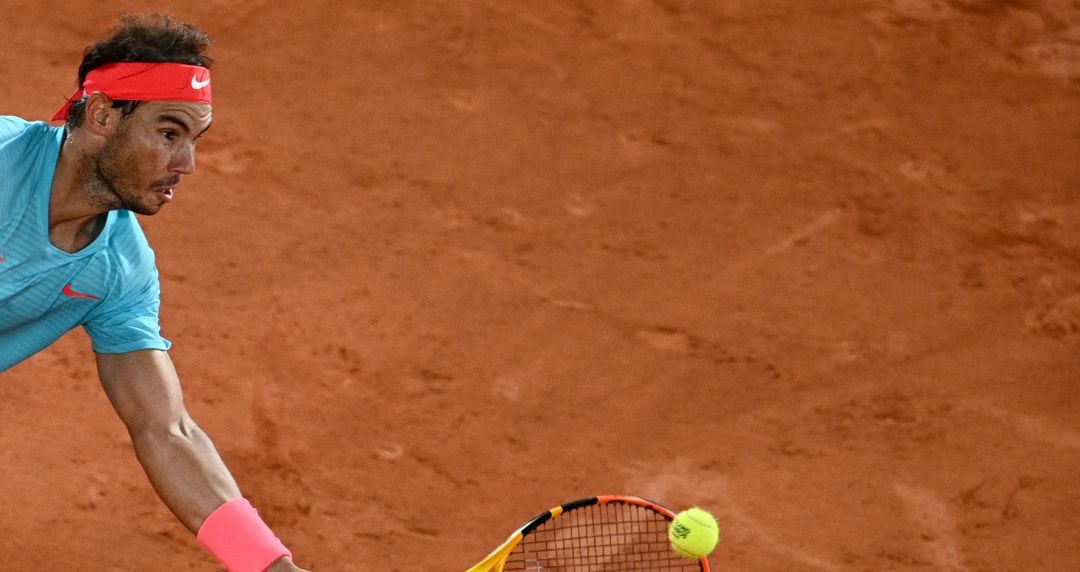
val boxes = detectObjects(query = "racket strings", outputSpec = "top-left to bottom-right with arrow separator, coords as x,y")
504,502 -> 702,571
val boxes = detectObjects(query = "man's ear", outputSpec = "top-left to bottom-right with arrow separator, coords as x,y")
81,93 -> 121,137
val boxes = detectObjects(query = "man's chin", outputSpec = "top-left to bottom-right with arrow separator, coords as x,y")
123,201 -> 163,216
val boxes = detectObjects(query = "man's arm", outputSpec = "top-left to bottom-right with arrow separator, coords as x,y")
96,349 -> 304,572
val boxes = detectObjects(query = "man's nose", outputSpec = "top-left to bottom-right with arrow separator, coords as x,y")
169,145 -> 195,175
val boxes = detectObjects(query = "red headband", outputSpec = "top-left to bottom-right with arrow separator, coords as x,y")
52,62 -> 212,122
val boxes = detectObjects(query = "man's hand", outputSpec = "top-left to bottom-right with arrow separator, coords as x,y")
267,556 -> 311,572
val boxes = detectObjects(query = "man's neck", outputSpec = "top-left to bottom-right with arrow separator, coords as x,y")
48,132 -> 109,253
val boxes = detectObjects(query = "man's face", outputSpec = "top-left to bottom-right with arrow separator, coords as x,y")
94,101 -> 212,215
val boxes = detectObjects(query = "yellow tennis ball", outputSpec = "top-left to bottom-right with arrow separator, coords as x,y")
668,507 -> 719,559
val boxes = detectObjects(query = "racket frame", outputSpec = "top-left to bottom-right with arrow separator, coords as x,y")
466,495 -> 712,572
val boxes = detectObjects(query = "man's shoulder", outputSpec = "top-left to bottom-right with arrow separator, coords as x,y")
106,210 -> 158,268
0,116 -> 61,158
0,115 -> 49,144
0,115 -> 31,137
109,209 -> 153,246
90,211 -> 160,302
0,116 -> 59,211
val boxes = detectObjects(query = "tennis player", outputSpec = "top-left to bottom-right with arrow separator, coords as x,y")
0,14 -> 308,572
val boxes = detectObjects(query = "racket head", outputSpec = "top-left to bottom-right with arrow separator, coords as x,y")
467,495 -> 712,571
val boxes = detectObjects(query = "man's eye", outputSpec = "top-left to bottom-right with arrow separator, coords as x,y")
161,130 -> 177,141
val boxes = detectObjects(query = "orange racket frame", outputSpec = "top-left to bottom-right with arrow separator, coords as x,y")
466,495 -> 712,571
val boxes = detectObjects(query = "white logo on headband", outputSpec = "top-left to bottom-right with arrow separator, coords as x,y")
191,75 -> 211,90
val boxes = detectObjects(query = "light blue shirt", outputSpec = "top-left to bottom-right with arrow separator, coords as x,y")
0,116 -> 171,372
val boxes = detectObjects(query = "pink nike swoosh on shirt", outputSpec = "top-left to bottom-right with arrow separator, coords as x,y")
62,283 -> 100,300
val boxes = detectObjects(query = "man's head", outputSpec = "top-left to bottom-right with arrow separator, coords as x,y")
63,14 -> 214,215
65,14 -> 213,129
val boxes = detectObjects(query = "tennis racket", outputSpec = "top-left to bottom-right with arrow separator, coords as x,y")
466,495 -> 712,571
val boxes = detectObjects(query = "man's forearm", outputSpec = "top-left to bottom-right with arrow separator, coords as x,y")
96,351 -> 302,570
129,415 -> 242,533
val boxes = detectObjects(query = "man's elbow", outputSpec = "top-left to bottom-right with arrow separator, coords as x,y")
129,414 -> 204,447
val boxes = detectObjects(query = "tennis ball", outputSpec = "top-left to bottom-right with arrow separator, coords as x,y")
668,507 -> 719,559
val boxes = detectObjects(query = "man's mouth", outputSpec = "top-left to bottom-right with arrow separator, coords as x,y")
155,187 -> 175,203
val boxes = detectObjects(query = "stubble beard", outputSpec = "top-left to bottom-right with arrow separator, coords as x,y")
85,129 -> 160,216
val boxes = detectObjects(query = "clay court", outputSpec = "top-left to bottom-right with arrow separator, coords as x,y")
2,0 -> 1079,570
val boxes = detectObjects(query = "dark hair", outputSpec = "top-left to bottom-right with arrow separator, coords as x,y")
66,13 -> 213,128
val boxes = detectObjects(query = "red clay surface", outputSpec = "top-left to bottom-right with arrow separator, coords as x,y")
2,1 -> 1079,570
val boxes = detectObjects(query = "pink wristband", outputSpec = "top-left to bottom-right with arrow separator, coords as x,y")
197,498 -> 292,572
